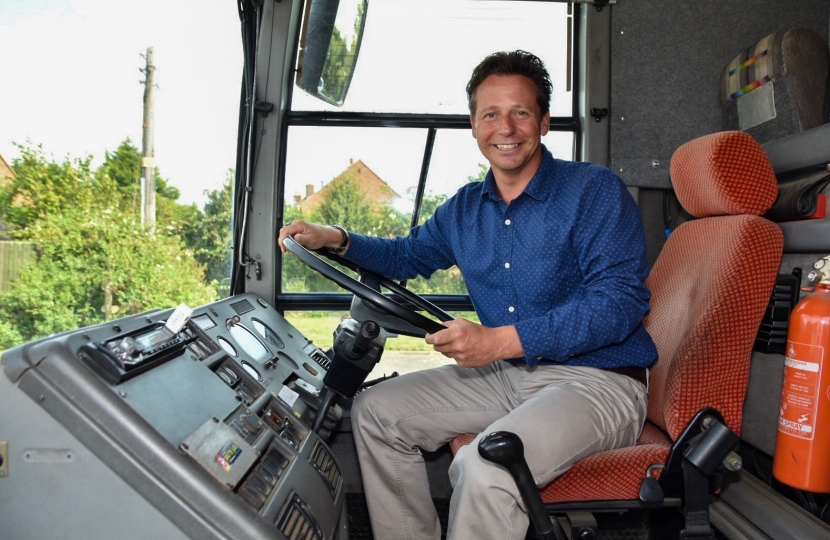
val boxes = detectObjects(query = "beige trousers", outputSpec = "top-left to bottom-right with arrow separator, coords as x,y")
351,362 -> 648,540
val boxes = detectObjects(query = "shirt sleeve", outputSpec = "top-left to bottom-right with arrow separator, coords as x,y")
513,169 -> 652,366
342,197 -> 458,281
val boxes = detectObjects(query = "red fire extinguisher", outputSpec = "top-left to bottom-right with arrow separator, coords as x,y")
773,255 -> 830,493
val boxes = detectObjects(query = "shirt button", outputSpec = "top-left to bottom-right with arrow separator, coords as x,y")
504,262 -> 510,268
505,219 -> 511,225
508,306 -> 515,313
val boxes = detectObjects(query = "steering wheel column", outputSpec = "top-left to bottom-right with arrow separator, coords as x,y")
311,318 -> 385,434
283,237 -> 452,435
325,319 -> 384,397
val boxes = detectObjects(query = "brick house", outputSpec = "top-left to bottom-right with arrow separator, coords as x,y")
294,159 -> 399,216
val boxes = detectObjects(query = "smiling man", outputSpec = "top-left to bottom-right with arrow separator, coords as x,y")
279,50 -> 656,540
470,70 -> 548,202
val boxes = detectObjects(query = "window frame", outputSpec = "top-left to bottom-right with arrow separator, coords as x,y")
273,4 -> 583,314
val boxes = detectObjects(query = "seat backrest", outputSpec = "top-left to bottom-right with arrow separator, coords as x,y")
645,131 -> 783,441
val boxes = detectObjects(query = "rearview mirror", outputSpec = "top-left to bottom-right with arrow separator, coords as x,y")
296,0 -> 368,107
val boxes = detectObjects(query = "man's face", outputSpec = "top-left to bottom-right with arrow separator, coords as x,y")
470,74 -> 550,184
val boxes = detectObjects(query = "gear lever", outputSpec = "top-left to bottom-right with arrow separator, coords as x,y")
478,431 -> 559,540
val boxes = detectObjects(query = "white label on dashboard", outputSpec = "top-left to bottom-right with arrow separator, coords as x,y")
278,385 -> 299,407
165,303 -> 193,334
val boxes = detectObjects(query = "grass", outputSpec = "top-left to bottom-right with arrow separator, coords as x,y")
285,311 -> 435,351
284,310 -> 481,352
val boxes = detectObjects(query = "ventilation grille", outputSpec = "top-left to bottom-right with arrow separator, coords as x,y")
310,349 -> 332,370
310,442 -> 341,499
236,445 -> 289,511
277,494 -> 322,540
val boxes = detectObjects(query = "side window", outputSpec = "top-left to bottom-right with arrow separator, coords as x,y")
282,126 -> 424,293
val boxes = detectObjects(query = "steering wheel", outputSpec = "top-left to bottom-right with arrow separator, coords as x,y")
283,236 -> 453,335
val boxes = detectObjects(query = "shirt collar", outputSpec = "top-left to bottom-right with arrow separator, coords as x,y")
480,145 -> 557,203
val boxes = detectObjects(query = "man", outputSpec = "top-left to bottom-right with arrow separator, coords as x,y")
279,50 -> 656,540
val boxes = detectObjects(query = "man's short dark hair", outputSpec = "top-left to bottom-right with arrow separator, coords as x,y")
466,50 -> 552,117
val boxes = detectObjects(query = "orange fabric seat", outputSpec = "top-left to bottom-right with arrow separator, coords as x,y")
452,422 -> 672,503
451,131 -> 784,504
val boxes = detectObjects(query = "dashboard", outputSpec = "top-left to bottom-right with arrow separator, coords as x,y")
1,293 -> 348,540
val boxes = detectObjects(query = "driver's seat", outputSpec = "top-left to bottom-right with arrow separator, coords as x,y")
451,131 -> 783,531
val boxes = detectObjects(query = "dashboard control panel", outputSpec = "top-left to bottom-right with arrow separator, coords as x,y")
1,293 -> 346,540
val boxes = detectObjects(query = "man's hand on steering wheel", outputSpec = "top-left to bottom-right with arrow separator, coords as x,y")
278,220 -> 345,254
426,319 -> 524,368
281,228 -> 453,336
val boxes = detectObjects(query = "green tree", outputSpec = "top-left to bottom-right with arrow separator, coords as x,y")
179,171 -> 234,292
282,175 -> 377,293
99,138 -> 141,194
0,140 -> 194,238
281,201 -> 322,293
0,320 -> 23,349
0,143 -> 102,235
468,163 -> 489,183
281,180 -> 471,295
312,174 -> 375,233
279,165 -> 490,296
0,143 -> 217,350
312,174 -> 409,237
0,207 -> 216,345
319,13 -> 361,104
317,2 -> 366,105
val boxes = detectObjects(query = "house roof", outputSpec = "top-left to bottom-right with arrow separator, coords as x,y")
0,153 -> 16,184
298,159 -> 399,215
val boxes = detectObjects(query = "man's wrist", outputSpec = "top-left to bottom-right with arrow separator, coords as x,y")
495,325 -> 524,360
327,225 -> 350,254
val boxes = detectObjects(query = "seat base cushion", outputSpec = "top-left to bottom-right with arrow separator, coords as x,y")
450,422 -> 672,503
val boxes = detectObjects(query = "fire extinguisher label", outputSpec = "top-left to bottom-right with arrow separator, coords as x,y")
778,341 -> 823,440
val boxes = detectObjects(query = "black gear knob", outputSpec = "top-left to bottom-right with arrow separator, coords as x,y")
478,431 -> 557,540
478,430 -> 526,467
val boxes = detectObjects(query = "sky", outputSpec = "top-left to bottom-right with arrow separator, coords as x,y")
0,0 -> 572,208
0,0 -> 242,206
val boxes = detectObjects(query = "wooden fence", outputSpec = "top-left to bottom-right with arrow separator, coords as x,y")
0,241 -> 37,292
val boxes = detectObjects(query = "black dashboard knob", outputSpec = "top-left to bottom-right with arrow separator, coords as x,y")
242,414 -> 263,434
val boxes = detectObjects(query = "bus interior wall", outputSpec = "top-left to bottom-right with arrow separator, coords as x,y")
609,0 -> 830,190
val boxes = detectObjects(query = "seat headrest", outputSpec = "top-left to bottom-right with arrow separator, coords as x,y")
669,131 -> 778,218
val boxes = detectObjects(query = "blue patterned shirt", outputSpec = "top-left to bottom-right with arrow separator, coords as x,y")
344,147 -> 657,369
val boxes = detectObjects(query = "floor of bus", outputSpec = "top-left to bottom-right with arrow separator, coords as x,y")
344,493 -> 689,539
